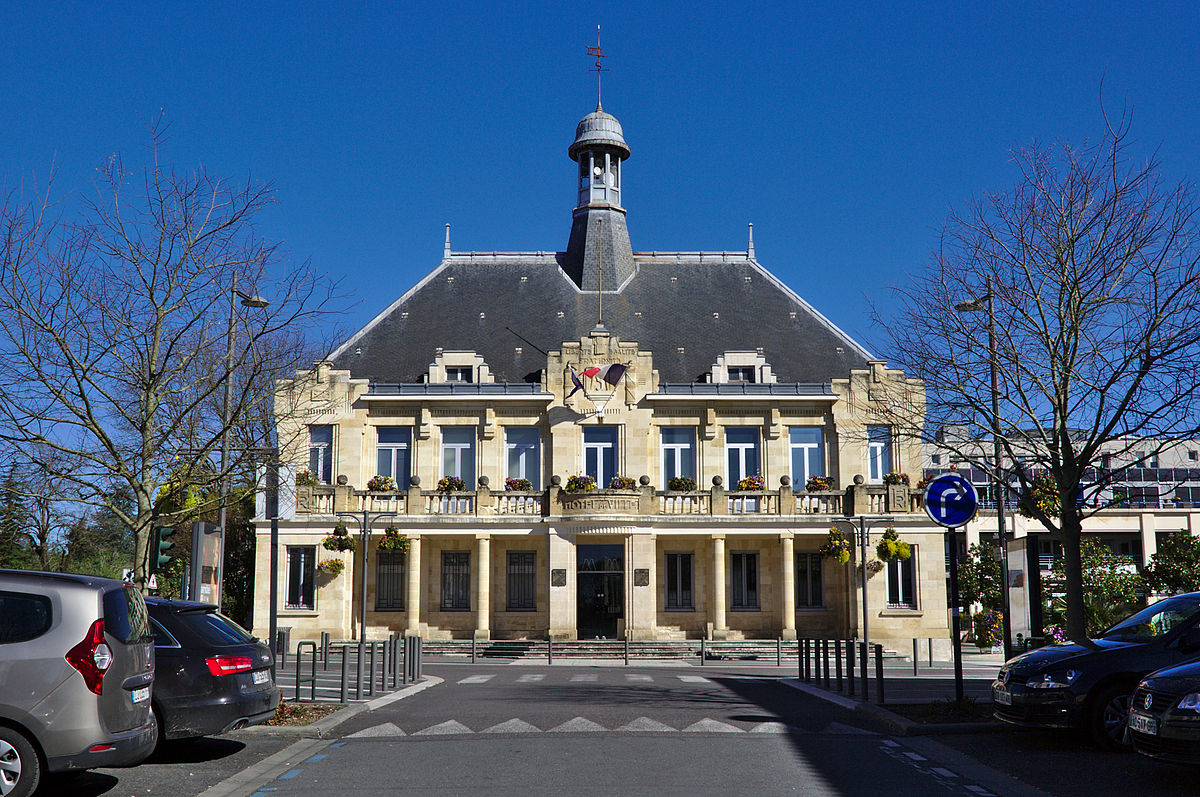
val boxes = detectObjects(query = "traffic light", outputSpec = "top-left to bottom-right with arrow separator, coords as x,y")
150,526 -> 176,574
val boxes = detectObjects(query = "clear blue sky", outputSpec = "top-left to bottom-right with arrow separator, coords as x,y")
3,2 -> 1197,357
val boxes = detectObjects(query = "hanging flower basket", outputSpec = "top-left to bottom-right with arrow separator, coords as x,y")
608,475 -> 637,490
317,558 -> 345,577
377,526 -> 410,553
436,476 -> 466,493
737,474 -> 765,491
875,527 -> 911,562
505,477 -> 533,492
367,474 -> 397,492
322,522 -> 357,552
296,470 -> 319,486
882,471 -> 910,486
563,474 -> 596,493
667,476 -> 697,492
805,475 -> 834,492
863,558 -> 885,575
819,528 -> 852,565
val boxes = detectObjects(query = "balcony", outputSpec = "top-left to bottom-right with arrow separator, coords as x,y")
292,479 -> 918,519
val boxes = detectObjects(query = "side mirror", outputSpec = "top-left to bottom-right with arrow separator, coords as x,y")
1178,626 -> 1200,653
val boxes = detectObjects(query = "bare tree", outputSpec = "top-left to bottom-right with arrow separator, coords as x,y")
0,126 -> 338,590
880,115 -> 1200,644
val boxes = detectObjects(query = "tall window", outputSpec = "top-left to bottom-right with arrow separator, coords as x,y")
790,428 -> 826,486
583,426 -> 619,487
795,552 -> 823,607
868,426 -> 893,483
725,428 -> 761,485
506,551 -> 536,611
286,546 -> 315,610
441,427 -> 476,487
887,547 -> 917,609
441,551 -> 470,611
376,427 -> 411,487
375,551 -> 405,610
731,551 -> 759,610
506,428 -> 541,489
308,425 -> 333,484
665,552 -> 694,610
661,428 -> 696,488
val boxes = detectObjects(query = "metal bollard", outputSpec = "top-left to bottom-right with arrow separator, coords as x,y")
875,644 -> 885,704
822,640 -> 830,689
928,637 -> 934,666
340,644 -> 349,703
321,632 -> 330,668
700,638 -> 706,667
797,639 -> 803,680
777,638 -> 782,667
472,635 -> 477,664
624,636 -> 629,666
356,641 -> 365,700
548,637 -> 553,665
913,638 -> 919,676
846,640 -> 855,697
860,641 -> 868,700
835,639 -> 843,691
799,640 -> 806,681
276,630 -> 288,670
414,636 -> 422,680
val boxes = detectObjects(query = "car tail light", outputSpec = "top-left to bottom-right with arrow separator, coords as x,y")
66,620 -> 112,695
206,655 -> 254,676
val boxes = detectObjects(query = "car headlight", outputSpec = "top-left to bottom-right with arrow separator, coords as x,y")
1177,692 -> 1200,711
1026,669 -> 1080,689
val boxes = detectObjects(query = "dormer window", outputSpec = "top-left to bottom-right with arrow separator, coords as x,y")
428,351 -> 492,384
728,366 -> 755,384
710,351 -> 775,384
445,366 -> 473,383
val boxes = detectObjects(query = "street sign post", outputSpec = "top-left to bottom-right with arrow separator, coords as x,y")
924,472 -> 979,702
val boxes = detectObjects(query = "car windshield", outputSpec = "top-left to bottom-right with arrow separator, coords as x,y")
1099,595 -> 1200,642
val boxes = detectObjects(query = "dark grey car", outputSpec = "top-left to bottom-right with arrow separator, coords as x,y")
0,570 -> 156,797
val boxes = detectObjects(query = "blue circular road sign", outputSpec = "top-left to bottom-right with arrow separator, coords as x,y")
924,473 -> 979,528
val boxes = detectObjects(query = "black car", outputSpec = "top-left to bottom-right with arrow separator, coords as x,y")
1128,656 -> 1200,764
145,599 -> 280,748
992,592 -> 1200,749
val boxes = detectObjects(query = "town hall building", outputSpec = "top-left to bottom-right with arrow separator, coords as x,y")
251,98 -> 951,651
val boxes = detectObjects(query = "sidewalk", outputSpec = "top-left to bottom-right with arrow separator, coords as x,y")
785,649 -> 1006,736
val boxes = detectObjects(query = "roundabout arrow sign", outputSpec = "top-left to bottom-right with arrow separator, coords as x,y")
923,473 -> 979,528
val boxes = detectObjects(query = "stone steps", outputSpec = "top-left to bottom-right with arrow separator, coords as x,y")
418,639 -> 902,660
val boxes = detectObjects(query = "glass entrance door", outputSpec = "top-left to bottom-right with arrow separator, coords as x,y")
577,544 -> 624,639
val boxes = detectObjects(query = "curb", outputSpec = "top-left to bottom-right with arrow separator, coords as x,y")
782,679 -> 1005,737
232,676 -> 444,738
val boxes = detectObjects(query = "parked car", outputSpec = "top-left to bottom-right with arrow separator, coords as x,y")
0,570 -> 156,797
992,592 -> 1200,749
144,598 -> 280,748
1128,653 -> 1200,764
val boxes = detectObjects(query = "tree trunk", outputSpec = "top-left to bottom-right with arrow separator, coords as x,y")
1060,510 -> 1090,645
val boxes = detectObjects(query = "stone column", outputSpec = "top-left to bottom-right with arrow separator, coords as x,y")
1139,513 -> 1157,569
406,535 -> 422,635
712,535 -> 727,639
781,534 -> 796,640
476,535 -> 491,640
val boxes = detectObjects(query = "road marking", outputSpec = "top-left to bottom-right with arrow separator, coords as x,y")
625,674 -> 653,682
931,768 -> 957,778
346,722 -> 406,738
304,754 -> 327,763
516,673 -> 546,682
483,718 -> 542,734
277,770 -> 302,780
965,787 -> 995,796
570,673 -> 598,682
198,737 -> 331,797
457,674 -> 495,684
549,717 -> 606,732
903,752 -> 926,762
880,739 -> 900,747
615,716 -> 676,732
748,722 -> 793,733
683,718 -> 743,733
677,675 -> 709,683
414,720 -> 474,735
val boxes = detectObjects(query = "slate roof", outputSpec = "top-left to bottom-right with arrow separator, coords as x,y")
329,250 -> 873,385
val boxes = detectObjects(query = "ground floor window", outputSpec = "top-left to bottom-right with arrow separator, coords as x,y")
731,551 -> 759,610
795,552 -> 823,607
441,551 -> 470,611
506,551 -> 536,611
887,547 -> 917,609
286,546 -> 315,610
375,551 -> 405,610
665,552 -> 694,610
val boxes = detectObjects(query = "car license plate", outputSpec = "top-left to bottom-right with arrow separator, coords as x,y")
1128,710 -> 1157,735
252,669 -> 271,685
992,685 -> 1012,706
131,686 -> 150,704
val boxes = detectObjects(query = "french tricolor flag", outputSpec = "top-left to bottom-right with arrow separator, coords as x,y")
580,363 -> 628,387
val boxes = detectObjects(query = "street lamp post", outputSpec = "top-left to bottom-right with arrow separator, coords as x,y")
956,274 -> 1014,660
216,278 -> 269,611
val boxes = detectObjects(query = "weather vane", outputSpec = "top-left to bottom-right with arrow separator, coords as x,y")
587,25 -> 606,110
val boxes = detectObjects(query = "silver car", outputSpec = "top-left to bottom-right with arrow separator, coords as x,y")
0,570 -> 156,796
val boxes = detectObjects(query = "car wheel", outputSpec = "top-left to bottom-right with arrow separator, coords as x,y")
1090,683 -> 1134,751
0,726 -> 40,797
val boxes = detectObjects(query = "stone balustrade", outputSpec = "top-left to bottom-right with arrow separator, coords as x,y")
294,478 -> 922,519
